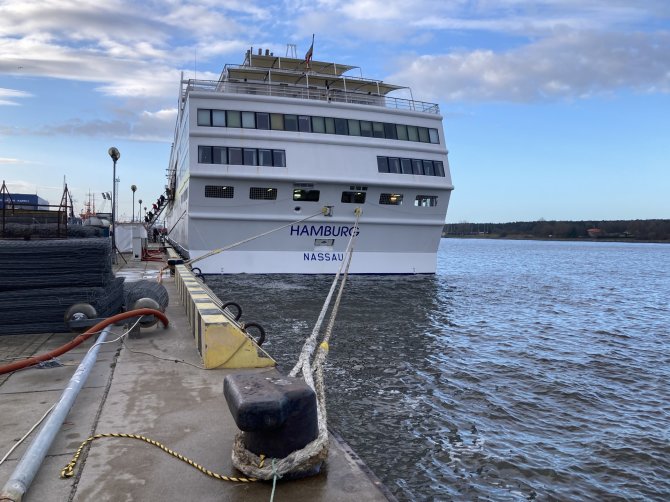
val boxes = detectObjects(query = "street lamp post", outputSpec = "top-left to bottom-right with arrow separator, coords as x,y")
138,199 -> 142,224
108,147 -> 120,263
131,185 -> 137,222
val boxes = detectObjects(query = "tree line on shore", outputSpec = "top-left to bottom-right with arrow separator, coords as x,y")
443,219 -> 670,241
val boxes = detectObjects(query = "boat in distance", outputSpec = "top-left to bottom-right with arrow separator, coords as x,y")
163,46 -> 454,274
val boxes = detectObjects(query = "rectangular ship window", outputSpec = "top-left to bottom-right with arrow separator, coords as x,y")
334,118 -> 348,135
205,185 -> 234,198
429,128 -> 440,144
396,124 -> 408,140
348,120 -> 361,136
412,159 -> 424,175
243,148 -> 257,166
256,112 -> 270,130
272,150 -> 286,167
228,147 -> 243,165
423,160 -> 435,176
312,116 -> 326,133
258,149 -> 273,166
341,191 -> 366,203
212,110 -> 226,127
415,195 -> 438,207
434,161 -> 445,177
400,158 -> 413,174
325,117 -> 336,134
383,123 -> 397,140
293,189 -> 320,201
197,109 -> 211,126
407,126 -> 419,142
372,122 -> 385,138
380,193 -> 403,205
298,115 -> 311,132
388,158 -> 401,174
270,113 -> 284,130
242,111 -> 256,129
360,121 -> 373,137
212,146 -> 227,164
250,187 -> 278,200
227,110 -> 241,128
198,146 -> 213,163
418,127 -> 430,143
377,157 -> 389,173
284,115 -> 298,131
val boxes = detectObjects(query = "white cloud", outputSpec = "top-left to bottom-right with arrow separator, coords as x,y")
0,87 -> 32,106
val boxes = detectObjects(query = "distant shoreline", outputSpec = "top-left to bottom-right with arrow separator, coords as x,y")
442,234 -> 669,244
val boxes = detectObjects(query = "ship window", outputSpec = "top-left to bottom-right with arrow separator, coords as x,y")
412,159 -> 424,175
383,123 -> 397,140
205,185 -> 234,198
380,193 -> 403,205
293,189 -> 320,201
429,128 -> 439,144
400,158 -> 413,174
407,126 -> 419,142
250,187 -> 278,200
284,114 -> 298,131
396,124 -> 408,141
227,110 -> 241,128
258,149 -> 273,166
372,122 -> 385,138
377,157 -> 389,173
312,116 -> 325,133
298,115 -> 311,132
360,121 -> 373,137
228,147 -> 243,165
348,120 -> 361,136
212,146 -> 227,164
325,117 -> 336,134
270,113 -> 284,130
272,150 -> 286,167
197,109 -> 211,126
243,148 -> 257,166
423,160 -> 435,176
434,161 -> 445,177
334,118 -> 348,135
242,111 -> 256,129
415,195 -> 438,207
418,127 -> 430,143
388,157 -> 401,174
341,191 -> 366,203
198,146 -> 213,163
256,112 -> 270,130
212,110 -> 226,127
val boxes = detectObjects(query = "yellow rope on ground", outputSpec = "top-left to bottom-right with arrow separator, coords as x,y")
60,433 -> 264,483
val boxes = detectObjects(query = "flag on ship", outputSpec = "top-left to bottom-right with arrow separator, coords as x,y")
304,34 -> 314,68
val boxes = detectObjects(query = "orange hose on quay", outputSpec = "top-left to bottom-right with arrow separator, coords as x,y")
0,309 -> 169,375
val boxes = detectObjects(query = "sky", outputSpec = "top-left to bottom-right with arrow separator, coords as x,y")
0,0 -> 668,223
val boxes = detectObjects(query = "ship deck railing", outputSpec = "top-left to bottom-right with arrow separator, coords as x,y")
183,79 -> 440,114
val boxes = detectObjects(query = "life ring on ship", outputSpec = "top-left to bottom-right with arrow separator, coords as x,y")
191,267 -> 204,281
243,322 -> 266,347
221,301 -> 243,321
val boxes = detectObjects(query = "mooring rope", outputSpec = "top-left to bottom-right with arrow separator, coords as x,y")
231,208 -> 362,480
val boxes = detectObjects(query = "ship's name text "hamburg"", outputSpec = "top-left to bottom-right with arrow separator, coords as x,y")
289,225 -> 360,237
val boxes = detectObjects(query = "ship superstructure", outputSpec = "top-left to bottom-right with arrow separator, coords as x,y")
164,47 -> 453,273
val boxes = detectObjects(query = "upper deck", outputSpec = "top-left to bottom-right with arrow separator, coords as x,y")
180,49 -> 440,115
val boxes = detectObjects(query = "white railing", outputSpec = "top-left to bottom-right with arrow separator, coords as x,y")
184,80 -> 440,114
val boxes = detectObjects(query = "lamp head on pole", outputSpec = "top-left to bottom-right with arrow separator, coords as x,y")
139,199 -> 142,205
131,184 -> 137,193
108,147 -> 121,162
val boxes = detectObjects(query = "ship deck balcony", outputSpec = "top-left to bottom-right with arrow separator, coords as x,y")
183,79 -> 440,115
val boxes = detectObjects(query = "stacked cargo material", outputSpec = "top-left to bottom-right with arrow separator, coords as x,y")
0,239 -> 123,335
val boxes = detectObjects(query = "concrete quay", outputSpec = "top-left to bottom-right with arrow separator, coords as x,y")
0,254 -> 390,501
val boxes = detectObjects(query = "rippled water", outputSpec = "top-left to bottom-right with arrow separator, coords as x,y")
206,239 -> 670,501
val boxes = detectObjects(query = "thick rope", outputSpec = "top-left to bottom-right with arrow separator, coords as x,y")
60,433 -> 263,483
232,208 -> 362,480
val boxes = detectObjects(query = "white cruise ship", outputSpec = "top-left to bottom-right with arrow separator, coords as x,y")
163,47 -> 454,274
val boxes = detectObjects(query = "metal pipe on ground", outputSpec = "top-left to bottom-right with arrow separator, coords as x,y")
0,326 -> 113,502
